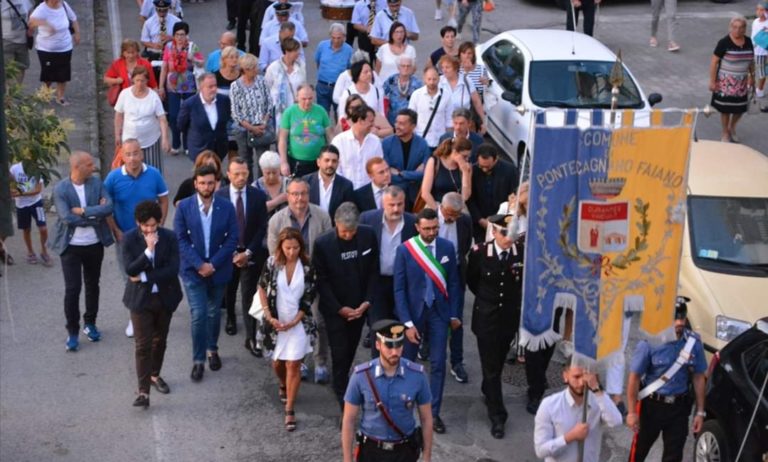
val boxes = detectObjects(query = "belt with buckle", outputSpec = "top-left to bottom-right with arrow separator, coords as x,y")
359,434 -> 408,451
646,392 -> 689,404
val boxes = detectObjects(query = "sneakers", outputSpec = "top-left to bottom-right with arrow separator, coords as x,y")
667,41 -> 680,52
83,324 -> 102,342
300,363 -> 309,381
649,36 -> 658,48
125,320 -> 134,338
434,8 -> 442,20
447,17 -> 458,28
66,335 -> 79,352
314,366 -> 330,384
450,363 -> 469,383
756,88 -> 765,98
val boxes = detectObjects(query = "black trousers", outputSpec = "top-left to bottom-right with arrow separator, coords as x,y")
328,318 -> 366,408
60,243 -> 104,335
476,327 -> 514,424
223,256 -> 263,341
358,440 -> 419,462
288,156 -> 320,178
236,0 -> 256,51
629,398 -> 690,462
226,0 -> 238,22
565,0 -> 596,37
131,295 -> 173,394
524,344 -> 555,401
369,275 -> 394,358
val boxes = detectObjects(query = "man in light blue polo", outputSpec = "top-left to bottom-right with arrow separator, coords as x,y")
370,0 -> 420,47
104,138 -> 169,337
314,23 -> 353,117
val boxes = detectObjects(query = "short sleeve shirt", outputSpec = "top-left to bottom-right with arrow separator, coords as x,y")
30,1 -> 76,52
2,0 -> 31,44
114,88 -> 166,148
104,164 -> 169,232
370,6 -> 419,42
629,331 -> 707,396
280,104 -> 331,162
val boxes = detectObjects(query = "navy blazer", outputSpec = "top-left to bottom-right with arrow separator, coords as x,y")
353,183 -> 377,213
446,212 -> 473,282
438,131 -> 484,163
173,195 -> 239,285
303,172 -> 355,223
382,134 -> 431,201
178,94 -> 231,161
312,225 -> 379,331
393,236 -> 462,324
215,185 -> 269,257
359,209 -> 417,246
121,227 -> 183,312
467,159 -> 518,232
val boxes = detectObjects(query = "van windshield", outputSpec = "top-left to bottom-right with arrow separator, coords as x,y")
688,196 -> 768,276
529,61 -> 644,109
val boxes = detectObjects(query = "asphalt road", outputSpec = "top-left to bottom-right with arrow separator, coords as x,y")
2,0 -> 764,461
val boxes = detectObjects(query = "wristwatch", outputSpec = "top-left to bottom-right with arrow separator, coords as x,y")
590,384 -> 602,393
696,410 -> 706,417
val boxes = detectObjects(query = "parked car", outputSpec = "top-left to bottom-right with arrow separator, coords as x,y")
695,318 -> 768,462
476,29 -> 662,168
680,140 -> 768,355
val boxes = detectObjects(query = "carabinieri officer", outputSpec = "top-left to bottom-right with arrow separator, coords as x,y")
466,213 -> 524,439
625,297 -> 707,462
342,319 -> 433,462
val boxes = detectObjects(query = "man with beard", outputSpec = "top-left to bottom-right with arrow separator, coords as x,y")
342,319 -> 433,462
408,68 -> 450,151
382,109 -> 431,208
534,359 -> 622,462
394,207 -> 461,434
625,298 -> 707,462
313,202 -> 379,409
305,145 -> 354,225
174,165 -> 238,382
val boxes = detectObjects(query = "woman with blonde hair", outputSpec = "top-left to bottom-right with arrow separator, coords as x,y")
215,45 -> 240,97
257,227 -> 317,432
231,53 -> 272,181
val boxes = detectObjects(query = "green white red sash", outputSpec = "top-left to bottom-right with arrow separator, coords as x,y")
404,236 -> 448,298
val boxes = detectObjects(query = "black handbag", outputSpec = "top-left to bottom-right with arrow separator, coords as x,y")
246,124 -> 276,149
62,1 -> 75,34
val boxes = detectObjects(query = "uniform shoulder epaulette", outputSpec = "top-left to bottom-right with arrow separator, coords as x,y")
685,329 -> 701,341
353,360 -> 375,373
401,358 -> 424,373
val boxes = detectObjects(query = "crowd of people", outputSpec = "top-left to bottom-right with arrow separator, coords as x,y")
2,0 -> 758,461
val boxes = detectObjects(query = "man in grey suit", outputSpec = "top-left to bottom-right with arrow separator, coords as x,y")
267,177 -> 333,383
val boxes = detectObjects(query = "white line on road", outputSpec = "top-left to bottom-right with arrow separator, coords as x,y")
107,0 -> 122,59
152,414 -> 169,462
599,11 -> 742,23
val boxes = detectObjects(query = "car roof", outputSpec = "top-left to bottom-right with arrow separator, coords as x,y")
495,29 -> 618,62
688,140 -> 768,197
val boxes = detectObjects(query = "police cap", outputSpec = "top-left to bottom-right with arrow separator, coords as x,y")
274,3 -> 292,15
674,296 -> 690,320
372,319 -> 405,347
488,214 -> 513,227
153,0 -> 171,7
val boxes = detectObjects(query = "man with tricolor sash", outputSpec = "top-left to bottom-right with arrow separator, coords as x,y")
393,208 -> 462,435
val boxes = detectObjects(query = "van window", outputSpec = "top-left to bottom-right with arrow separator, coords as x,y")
482,40 -> 524,99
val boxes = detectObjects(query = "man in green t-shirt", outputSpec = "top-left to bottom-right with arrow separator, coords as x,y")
278,85 -> 334,177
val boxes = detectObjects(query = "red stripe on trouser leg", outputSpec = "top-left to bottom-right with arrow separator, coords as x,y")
628,400 -> 642,462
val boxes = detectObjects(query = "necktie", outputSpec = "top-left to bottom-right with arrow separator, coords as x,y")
160,19 -> 166,35
236,190 -> 245,247
424,244 -> 435,307
500,250 -> 508,262
375,189 -> 383,209
368,1 -> 376,27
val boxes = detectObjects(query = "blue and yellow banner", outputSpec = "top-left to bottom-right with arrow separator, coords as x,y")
521,110 -> 694,363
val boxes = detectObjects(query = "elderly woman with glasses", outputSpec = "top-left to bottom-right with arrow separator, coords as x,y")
383,55 -> 423,126
231,53 -> 272,181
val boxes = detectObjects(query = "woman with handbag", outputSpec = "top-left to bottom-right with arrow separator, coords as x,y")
158,21 -> 203,155
114,66 -> 170,174
28,0 -> 79,106
230,53 -> 273,181
104,39 -> 157,107
438,55 -> 485,134
418,137 -> 472,211
256,228 -> 317,432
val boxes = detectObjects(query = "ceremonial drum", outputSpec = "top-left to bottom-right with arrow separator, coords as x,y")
320,0 -> 354,20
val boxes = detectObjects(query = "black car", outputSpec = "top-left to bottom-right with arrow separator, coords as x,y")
695,319 -> 768,462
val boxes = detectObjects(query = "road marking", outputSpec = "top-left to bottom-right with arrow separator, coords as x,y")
107,0 -> 122,59
152,414 -> 169,462
599,11 -> 742,23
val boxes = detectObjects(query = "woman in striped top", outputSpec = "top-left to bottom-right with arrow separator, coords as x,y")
709,16 -> 755,143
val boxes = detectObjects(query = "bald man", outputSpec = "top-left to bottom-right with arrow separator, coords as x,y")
205,31 -> 245,73
50,152 -> 115,352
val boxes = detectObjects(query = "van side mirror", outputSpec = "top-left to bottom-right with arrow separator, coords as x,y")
502,90 -> 521,106
648,93 -> 663,107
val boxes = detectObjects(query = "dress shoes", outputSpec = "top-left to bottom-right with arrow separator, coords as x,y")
490,421 -> 505,439
526,397 -> 541,416
361,329 -> 371,349
133,393 -> 150,408
244,339 -> 263,357
225,317 -> 237,336
190,364 -> 205,382
433,415 -> 446,434
208,352 -> 222,371
151,377 -> 170,394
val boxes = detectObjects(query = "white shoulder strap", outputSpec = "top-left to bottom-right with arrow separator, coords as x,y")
637,336 -> 697,400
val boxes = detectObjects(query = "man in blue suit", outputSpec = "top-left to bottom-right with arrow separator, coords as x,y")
178,73 -> 231,161
382,109 -> 431,207
394,207 -> 462,435
174,165 -> 239,382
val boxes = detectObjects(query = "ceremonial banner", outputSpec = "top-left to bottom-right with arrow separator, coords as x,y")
521,109 -> 694,364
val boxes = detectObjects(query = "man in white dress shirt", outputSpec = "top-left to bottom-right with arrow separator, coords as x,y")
258,3 -> 308,47
139,1 -> 180,60
409,67 -> 450,149
534,359 -> 623,462
331,105 -> 384,190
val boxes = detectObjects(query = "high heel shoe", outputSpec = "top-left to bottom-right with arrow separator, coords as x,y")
285,409 -> 296,432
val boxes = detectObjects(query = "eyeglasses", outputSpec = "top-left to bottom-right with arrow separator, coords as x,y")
288,191 -> 309,197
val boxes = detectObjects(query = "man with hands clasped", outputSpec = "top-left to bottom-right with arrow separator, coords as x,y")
534,359 -> 622,462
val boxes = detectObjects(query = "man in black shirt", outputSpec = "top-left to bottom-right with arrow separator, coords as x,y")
467,143 -> 518,243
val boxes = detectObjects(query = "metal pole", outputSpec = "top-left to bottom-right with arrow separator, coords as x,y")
577,388 -> 589,462
0,13 -> 16,241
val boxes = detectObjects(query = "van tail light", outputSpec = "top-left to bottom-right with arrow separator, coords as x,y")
707,351 -> 720,378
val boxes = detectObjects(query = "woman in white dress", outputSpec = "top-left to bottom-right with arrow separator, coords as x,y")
375,21 -> 416,82
258,227 -> 316,432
